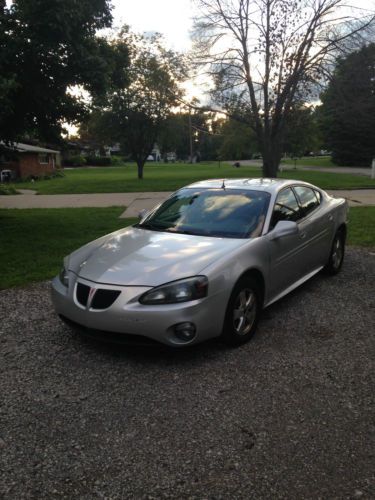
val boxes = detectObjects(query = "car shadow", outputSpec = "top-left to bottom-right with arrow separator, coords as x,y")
69,327 -> 229,366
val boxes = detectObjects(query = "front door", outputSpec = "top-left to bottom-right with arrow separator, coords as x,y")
266,187 -> 305,297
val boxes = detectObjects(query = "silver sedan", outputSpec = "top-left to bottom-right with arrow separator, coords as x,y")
51,178 -> 348,347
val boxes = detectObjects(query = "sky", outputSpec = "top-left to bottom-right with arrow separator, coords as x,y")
111,0 -> 375,52
111,0 -> 375,102
5,0 -> 374,52
111,0 -> 210,100
111,0 -> 196,52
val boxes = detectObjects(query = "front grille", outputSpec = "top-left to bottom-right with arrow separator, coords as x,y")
75,282 -> 120,310
76,283 -> 90,307
91,289 -> 121,310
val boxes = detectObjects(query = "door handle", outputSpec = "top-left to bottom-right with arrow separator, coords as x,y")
300,231 -> 307,239
328,214 -> 333,221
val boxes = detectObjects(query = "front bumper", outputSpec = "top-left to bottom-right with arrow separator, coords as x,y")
51,274 -> 225,347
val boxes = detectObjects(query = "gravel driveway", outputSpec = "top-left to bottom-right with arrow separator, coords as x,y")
1,247 -> 374,499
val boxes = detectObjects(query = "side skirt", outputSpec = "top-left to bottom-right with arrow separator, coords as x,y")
264,266 -> 324,308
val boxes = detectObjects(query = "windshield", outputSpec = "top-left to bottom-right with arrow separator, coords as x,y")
136,188 -> 270,238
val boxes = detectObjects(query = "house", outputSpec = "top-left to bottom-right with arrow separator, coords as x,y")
62,140 -> 122,165
165,152 -> 177,162
150,144 -> 162,162
0,142 -> 61,179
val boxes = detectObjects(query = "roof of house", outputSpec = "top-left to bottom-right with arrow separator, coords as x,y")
0,141 -> 60,154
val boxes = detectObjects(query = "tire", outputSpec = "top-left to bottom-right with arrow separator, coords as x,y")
325,229 -> 345,275
222,276 -> 261,346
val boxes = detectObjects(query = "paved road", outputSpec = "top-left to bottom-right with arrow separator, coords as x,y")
282,165 -> 373,176
1,189 -> 374,216
0,247 -> 374,498
240,160 -> 374,177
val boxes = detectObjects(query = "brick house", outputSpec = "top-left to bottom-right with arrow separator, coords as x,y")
0,142 -> 61,179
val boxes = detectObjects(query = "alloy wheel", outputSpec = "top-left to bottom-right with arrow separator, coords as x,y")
332,236 -> 343,270
232,288 -> 257,336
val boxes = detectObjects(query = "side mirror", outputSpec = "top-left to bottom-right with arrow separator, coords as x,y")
138,209 -> 149,221
268,220 -> 298,241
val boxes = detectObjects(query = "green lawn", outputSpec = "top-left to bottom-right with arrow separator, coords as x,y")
347,207 -> 375,247
0,206 -> 373,289
13,162 -> 375,194
0,207 -> 136,289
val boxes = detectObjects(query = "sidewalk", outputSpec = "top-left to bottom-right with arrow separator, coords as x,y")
0,189 -> 374,216
0,192 -> 171,217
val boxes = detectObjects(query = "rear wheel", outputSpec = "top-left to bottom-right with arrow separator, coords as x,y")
222,276 -> 261,346
325,229 -> 345,275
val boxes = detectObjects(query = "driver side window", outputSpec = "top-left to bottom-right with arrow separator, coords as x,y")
270,188 -> 301,230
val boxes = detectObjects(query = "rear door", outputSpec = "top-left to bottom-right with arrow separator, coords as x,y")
293,186 -> 333,272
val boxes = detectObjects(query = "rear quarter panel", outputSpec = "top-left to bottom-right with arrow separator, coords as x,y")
321,194 -> 348,261
326,195 -> 349,235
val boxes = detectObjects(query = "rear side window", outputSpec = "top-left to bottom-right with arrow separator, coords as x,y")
294,186 -> 320,217
270,188 -> 301,229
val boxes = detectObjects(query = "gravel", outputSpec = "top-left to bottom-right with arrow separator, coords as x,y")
1,247 -> 374,499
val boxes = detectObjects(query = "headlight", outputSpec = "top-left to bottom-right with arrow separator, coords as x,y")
59,266 -> 69,287
139,276 -> 208,305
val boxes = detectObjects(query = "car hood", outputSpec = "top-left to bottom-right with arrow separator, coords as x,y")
74,226 -> 247,286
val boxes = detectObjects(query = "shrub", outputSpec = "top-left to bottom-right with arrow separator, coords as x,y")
53,169 -> 65,178
110,155 -> 125,166
85,156 -> 112,166
63,155 -> 87,167
24,174 -> 40,181
0,183 -> 18,195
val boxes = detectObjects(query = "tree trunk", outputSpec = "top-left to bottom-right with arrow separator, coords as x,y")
261,135 -> 282,178
137,161 -> 144,179
262,151 -> 281,177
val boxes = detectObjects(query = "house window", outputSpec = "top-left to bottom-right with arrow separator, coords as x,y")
39,153 -> 49,164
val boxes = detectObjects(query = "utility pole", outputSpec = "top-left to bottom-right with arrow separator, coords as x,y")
188,110 -> 193,163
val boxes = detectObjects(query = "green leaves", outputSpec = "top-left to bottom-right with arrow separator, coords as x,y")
320,44 -> 375,166
0,0 -> 122,143
90,29 -> 187,178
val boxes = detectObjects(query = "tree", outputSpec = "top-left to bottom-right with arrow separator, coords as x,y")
193,0 -> 375,177
284,105 -> 322,158
158,109 -> 222,161
100,29 -> 187,179
0,0 -> 18,135
319,43 -> 375,166
217,118 -> 257,160
0,0 -> 128,143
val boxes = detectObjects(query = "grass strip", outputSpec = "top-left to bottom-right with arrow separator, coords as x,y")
13,163 -> 375,194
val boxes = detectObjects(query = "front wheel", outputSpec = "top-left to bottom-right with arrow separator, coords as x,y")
222,277 -> 261,346
325,229 -> 345,275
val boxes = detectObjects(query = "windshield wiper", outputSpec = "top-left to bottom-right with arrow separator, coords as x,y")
136,222 -> 165,232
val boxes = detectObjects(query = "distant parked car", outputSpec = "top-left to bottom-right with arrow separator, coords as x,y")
52,178 -> 348,347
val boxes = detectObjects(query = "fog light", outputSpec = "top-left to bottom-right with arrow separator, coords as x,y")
174,322 -> 196,342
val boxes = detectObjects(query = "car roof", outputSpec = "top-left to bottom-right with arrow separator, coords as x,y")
184,178 -> 319,195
